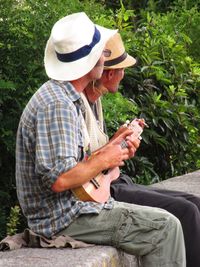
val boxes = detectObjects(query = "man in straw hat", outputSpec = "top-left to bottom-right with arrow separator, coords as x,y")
83,32 -> 200,267
15,13 -> 186,266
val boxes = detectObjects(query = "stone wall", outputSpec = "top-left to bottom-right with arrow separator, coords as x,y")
0,170 -> 199,267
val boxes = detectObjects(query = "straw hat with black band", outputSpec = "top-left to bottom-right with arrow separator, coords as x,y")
90,32 -> 137,96
104,32 -> 136,69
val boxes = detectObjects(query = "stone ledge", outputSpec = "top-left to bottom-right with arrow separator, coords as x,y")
0,246 -> 138,267
151,169 -> 200,196
0,170 -> 199,267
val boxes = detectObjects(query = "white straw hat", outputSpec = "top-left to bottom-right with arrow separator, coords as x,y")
44,12 -> 117,81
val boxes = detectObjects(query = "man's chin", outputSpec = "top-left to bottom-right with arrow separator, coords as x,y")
108,88 -> 118,93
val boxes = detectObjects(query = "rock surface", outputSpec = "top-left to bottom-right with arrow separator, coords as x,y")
0,170 -> 199,267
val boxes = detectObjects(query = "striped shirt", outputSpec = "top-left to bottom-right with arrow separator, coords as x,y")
16,80 -> 113,238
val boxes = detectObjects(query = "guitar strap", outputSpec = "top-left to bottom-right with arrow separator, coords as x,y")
80,93 -> 109,153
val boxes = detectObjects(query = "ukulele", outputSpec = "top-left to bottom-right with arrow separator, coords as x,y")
72,118 -> 148,203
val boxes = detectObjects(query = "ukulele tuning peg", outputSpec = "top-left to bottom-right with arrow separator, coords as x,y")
123,120 -> 130,127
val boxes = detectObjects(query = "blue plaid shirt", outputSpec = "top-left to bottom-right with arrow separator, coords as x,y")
16,80 -> 113,238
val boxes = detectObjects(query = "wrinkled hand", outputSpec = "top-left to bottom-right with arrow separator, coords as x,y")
97,128 -> 134,169
109,126 -> 128,141
110,126 -> 141,159
125,135 -> 140,158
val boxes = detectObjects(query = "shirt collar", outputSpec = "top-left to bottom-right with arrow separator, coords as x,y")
52,80 -> 85,113
61,81 -> 81,102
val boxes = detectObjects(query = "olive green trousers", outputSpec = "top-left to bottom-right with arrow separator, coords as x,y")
59,201 -> 186,267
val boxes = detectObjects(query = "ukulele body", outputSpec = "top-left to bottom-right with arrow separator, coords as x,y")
72,167 -> 120,203
72,118 -> 147,203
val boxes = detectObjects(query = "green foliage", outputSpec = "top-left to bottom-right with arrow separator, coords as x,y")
120,7 -> 200,181
173,7 -> 200,61
6,205 -> 21,236
102,91 -> 138,135
125,156 -> 160,185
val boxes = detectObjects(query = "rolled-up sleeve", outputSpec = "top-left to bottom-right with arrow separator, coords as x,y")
35,101 -> 80,187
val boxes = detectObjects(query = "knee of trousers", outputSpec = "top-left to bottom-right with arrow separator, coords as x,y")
178,199 -> 200,219
159,210 -> 183,235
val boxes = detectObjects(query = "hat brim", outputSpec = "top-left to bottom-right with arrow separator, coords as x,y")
44,26 -> 117,81
104,54 -> 136,70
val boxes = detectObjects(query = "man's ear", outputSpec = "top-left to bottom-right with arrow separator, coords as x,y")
107,69 -> 115,81
101,69 -> 113,83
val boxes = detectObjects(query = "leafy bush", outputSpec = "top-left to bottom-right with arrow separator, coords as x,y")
102,91 -> 138,134
119,8 -> 200,182
7,205 -> 21,236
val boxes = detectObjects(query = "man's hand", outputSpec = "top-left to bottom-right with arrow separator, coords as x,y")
125,135 -> 140,158
52,128 -> 137,193
95,127 -> 134,169
52,128 -> 133,192
109,126 -> 141,159
109,126 -> 128,141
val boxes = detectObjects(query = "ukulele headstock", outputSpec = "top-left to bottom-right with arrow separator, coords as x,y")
123,118 -> 148,140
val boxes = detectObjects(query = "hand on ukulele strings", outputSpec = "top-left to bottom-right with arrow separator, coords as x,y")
97,128 -> 133,169
124,136 -> 140,158
109,126 -> 129,142
109,119 -> 144,159
110,128 -> 140,159
123,118 -> 148,159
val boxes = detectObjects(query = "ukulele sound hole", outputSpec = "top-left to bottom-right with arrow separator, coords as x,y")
90,178 -> 100,188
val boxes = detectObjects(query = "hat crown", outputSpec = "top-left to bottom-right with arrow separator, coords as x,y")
104,33 -> 136,69
105,33 -> 125,60
51,12 -> 96,54
44,12 -> 117,81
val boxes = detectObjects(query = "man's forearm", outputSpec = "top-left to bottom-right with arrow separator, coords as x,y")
51,129 -> 132,193
51,152 -> 109,192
